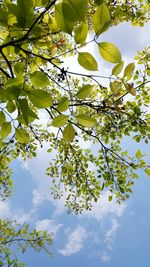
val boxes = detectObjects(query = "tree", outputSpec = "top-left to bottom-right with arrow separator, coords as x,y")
0,0 -> 150,265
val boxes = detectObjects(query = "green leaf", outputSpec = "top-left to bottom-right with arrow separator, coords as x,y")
30,71 -> 50,88
16,0 -> 34,27
6,101 -> 16,113
5,86 -> 20,100
77,85 -> 94,99
135,149 -> 143,159
5,78 -> 23,88
63,122 -> 75,142
76,115 -> 96,127
92,4 -> 111,36
28,89 -> 52,108
78,52 -> 98,71
57,97 -> 69,112
124,63 -> 135,80
0,111 -> 6,127
144,169 -> 150,176
52,114 -> 68,127
98,42 -> 122,63
55,3 -> 74,34
62,0 -> 88,22
112,61 -> 124,76
16,128 -> 30,143
19,99 -> 29,125
0,122 -> 12,138
74,22 -> 88,44
14,62 -> 25,76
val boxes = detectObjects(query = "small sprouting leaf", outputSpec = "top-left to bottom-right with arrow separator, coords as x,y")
16,128 -> 30,143
78,52 -> 98,71
92,4 -> 111,36
0,111 -> 6,126
28,89 -> 52,108
74,22 -> 88,44
112,61 -> 124,76
63,122 -> 75,142
124,63 -> 135,80
98,42 -> 122,63
77,85 -> 94,99
52,114 -> 68,127
125,83 -> 136,96
76,114 -> 96,127
108,195 -> 113,201
57,97 -> 69,112
144,169 -> 150,176
0,122 -> 12,138
30,71 -> 49,88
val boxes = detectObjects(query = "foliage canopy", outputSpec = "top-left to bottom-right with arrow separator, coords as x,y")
0,0 -> 150,265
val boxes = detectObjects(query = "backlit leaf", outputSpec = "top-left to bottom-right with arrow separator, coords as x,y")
78,52 -> 98,71
16,128 -> 30,143
112,61 -> 124,76
92,4 -> 111,36
57,97 -> 69,112
55,3 -> 74,34
63,122 -> 75,142
62,0 -> 88,22
76,115 -> 96,127
77,85 -> 94,99
30,71 -> 50,88
28,90 -> 52,108
74,22 -> 88,44
52,114 -> 68,127
124,63 -> 135,81
0,122 -> 12,138
98,42 -> 122,63
0,111 -> 6,127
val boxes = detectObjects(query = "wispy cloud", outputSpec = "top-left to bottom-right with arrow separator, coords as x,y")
105,218 -> 120,249
99,251 -> 111,263
59,225 -> 87,256
36,219 -> 63,235
81,191 -> 126,221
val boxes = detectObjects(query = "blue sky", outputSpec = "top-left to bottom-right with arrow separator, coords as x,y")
0,22 -> 150,267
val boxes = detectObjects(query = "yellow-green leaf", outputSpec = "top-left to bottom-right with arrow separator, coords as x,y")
55,3 -> 74,34
77,85 -> 94,99
52,114 -> 68,127
92,4 -> 111,36
28,89 -> 52,108
145,169 -> 150,176
76,115 -> 96,127
62,0 -> 88,22
78,52 -> 98,71
74,22 -> 88,44
98,42 -> 122,63
0,111 -> 6,127
124,63 -> 135,81
112,61 -> 124,76
0,122 -> 12,138
16,128 -> 30,143
63,122 -> 75,142
30,71 -> 50,88
57,97 -> 69,112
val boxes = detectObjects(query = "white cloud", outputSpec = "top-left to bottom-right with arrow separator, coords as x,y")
99,251 -> 111,263
82,191 -> 126,221
36,219 -> 63,235
105,218 -> 120,249
59,226 -> 87,256
0,200 -> 31,224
